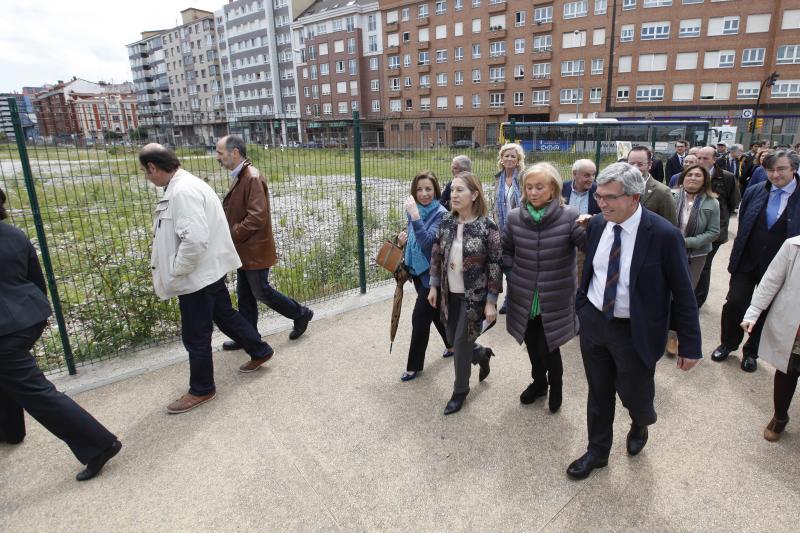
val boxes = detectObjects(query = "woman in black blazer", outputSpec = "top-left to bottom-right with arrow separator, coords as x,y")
0,188 -> 121,481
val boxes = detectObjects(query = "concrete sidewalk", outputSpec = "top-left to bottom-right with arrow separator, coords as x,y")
2,227 -> 800,532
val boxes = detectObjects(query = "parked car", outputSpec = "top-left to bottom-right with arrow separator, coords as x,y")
450,140 -> 480,149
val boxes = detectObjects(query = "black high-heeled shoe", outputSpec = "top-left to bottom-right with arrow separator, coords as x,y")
479,348 -> 494,382
444,392 -> 467,415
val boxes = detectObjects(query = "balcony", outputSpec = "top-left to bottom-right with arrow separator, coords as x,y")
417,41 -> 430,50
488,81 -> 506,90
418,87 -> 431,96
418,63 -> 430,73
416,16 -> 429,27
488,1 -> 507,13
487,27 -> 507,39
531,22 -> 552,34
488,55 -> 506,66
529,77 -> 551,88
531,49 -> 552,61
488,105 -> 506,115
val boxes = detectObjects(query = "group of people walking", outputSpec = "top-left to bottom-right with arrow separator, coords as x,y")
397,140 -> 800,479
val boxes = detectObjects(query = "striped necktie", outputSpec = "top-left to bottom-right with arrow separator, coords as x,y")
602,224 -> 623,320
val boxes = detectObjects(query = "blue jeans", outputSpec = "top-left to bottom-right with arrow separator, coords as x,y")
236,268 -> 305,331
178,276 -> 272,396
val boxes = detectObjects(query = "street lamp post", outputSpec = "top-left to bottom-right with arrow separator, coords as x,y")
751,71 -> 780,136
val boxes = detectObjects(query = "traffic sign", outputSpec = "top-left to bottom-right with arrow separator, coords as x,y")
742,109 -> 754,118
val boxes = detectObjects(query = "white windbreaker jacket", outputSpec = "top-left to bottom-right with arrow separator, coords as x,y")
150,169 -> 241,300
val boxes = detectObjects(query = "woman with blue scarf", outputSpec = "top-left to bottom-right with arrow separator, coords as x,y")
397,171 -> 451,381
494,143 -> 524,314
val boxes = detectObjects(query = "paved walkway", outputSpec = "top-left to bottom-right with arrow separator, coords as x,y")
2,219 -> 799,532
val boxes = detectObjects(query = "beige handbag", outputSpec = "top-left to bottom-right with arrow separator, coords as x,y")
376,238 -> 405,274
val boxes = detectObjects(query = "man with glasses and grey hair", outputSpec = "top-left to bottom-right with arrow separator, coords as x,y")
711,149 -> 800,372
563,159 -> 600,216
441,155 -> 472,210
566,162 -> 701,480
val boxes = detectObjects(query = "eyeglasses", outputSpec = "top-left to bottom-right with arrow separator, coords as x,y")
593,192 -> 628,202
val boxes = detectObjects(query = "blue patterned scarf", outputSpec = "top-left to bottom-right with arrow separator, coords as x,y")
405,200 -> 441,276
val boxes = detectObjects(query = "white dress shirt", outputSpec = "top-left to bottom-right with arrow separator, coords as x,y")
588,205 -> 643,318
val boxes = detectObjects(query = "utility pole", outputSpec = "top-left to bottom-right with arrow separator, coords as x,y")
751,71 -> 780,135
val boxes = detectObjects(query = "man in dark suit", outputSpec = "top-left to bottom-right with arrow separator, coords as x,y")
566,163 -> 702,480
665,140 -> 689,179
711,150 -> 800,372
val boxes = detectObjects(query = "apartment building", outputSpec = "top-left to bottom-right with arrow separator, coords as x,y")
72,91 -> 139,142
216,0 -> 315,145
375,0 -> 800,146
292,0 -> 385,145
128,30 -> 173,143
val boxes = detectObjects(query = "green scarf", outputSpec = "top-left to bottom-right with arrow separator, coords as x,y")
525,203 -> 548,318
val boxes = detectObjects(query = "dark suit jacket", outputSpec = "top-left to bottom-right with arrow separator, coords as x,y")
562,181 -> 601,215
576,209 -> 702,369
651,159 -> 665,183
0,222 -> 52,336
665,153 -> 683,179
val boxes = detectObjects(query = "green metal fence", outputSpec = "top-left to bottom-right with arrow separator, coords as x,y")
1,100 -> 704,374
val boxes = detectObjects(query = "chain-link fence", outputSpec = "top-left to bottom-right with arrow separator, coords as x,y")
1,100 -> 709,373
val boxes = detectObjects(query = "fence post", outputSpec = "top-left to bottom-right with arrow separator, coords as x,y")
593,125 -> 603,171
352,111 -> 367,294
509,118 -> 516,143
7,98 -> 77,375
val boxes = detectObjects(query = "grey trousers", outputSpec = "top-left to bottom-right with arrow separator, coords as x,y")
446,293 -> 488,395
687,254 -> 706,289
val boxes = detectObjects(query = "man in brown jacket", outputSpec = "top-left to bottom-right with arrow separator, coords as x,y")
626,146 -> 677,227
216,136 -> 313,359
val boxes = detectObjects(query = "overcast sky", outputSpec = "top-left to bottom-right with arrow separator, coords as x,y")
0,0 -> 225,93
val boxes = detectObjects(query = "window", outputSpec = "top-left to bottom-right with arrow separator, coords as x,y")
620,25 -> 634,42
436,25 -> 447,39
472,19 -> 481,33
533,35 -> 552,52
370,79 -> 379,91
617,86 -> 630,102
437,96 -> 448,110
679,19 -> 701,38
420,74 -> 431,88
704,50 -> 735,68
515,11 -> 526,27
455,46 -> 464,61
435,0 -> 447,15
404,54 -> 412,67
593,28 -> 606,45
700,82 -> 731,100
368,36 -> 378,52
746,14 -> 771,33
337,81 -> 347,93
404,76 -> 412,88
402,8 -> 410,21
560,88 -> 583,104
514,64 -> 524,79
641,22 -> 670,40
737,81 -> 760,99
368,14 -> 377,31
372,100 -> 380,112
782,10 -> 800,30
323,103 -> 332,114
388,33 -> 399,48
675,52 -> 698,70
561,59 -> 585,76
349,59 -> 357,75
489,66 -> 505,82
338,102 -> 348,115
682,0 -> 702,3
515,38 -> 525,54
708,16 -> 739,36
595,0 -> 607,15
534,6 -> 553,24
563,30 -> 586,48
436,72 -> 448,86
472,68 -> 481,83
564,1 -> 588,19
532,90 -> 550,105
777,45 -> 800,65
419,51 -> 430,65
419,28 -> 430,42
489,92 -> 505,107
643,0 -> 671,6
638,53 -> 667,71
420,97 -> 431,110
771,80 -> 800,98
320,63 -> 330,76
436,49 -> 448,63
742,48 -> 765,67
418,4 -> 429,18
390,99 -> 402,112
472,94 -> 480,108
388,56 -> 400,69
390,77 -> 400,91
455,0 -> 463,10
472,43 -> 481,58
636,85 -> 664,101
589,87 -> 602,103
513,91 -> 525,106
455,95 -> 464,109
489,41 -> 506,57
623,0 -> 636,9
672,84 -> 694,101
370,57 -> 379,70
455,71 -> 464,85
533,62 -> 551,79
591,58 -> 604,74
336,60 -> 345,73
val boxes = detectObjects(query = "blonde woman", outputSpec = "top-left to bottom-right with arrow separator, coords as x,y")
494,142 -> 525,313
429,172 -> 502,415
501,163 -> 587,412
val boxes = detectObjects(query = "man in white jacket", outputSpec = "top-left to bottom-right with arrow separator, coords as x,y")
140,144 -> 274,414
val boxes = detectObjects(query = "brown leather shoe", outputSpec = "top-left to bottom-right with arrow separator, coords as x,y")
239,353 -> 273,373
764,416 -> 789,442
167,391 -> 216,414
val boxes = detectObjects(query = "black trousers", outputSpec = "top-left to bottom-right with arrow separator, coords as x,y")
694,241 -> 721,309
406,277 -> 450,372
524,316 -> 562,385
178,276 -> 272,396
0,322 -> 117,464
578,304 -> 657,458
236,267 -> 306,331
720,270 -> 766,358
